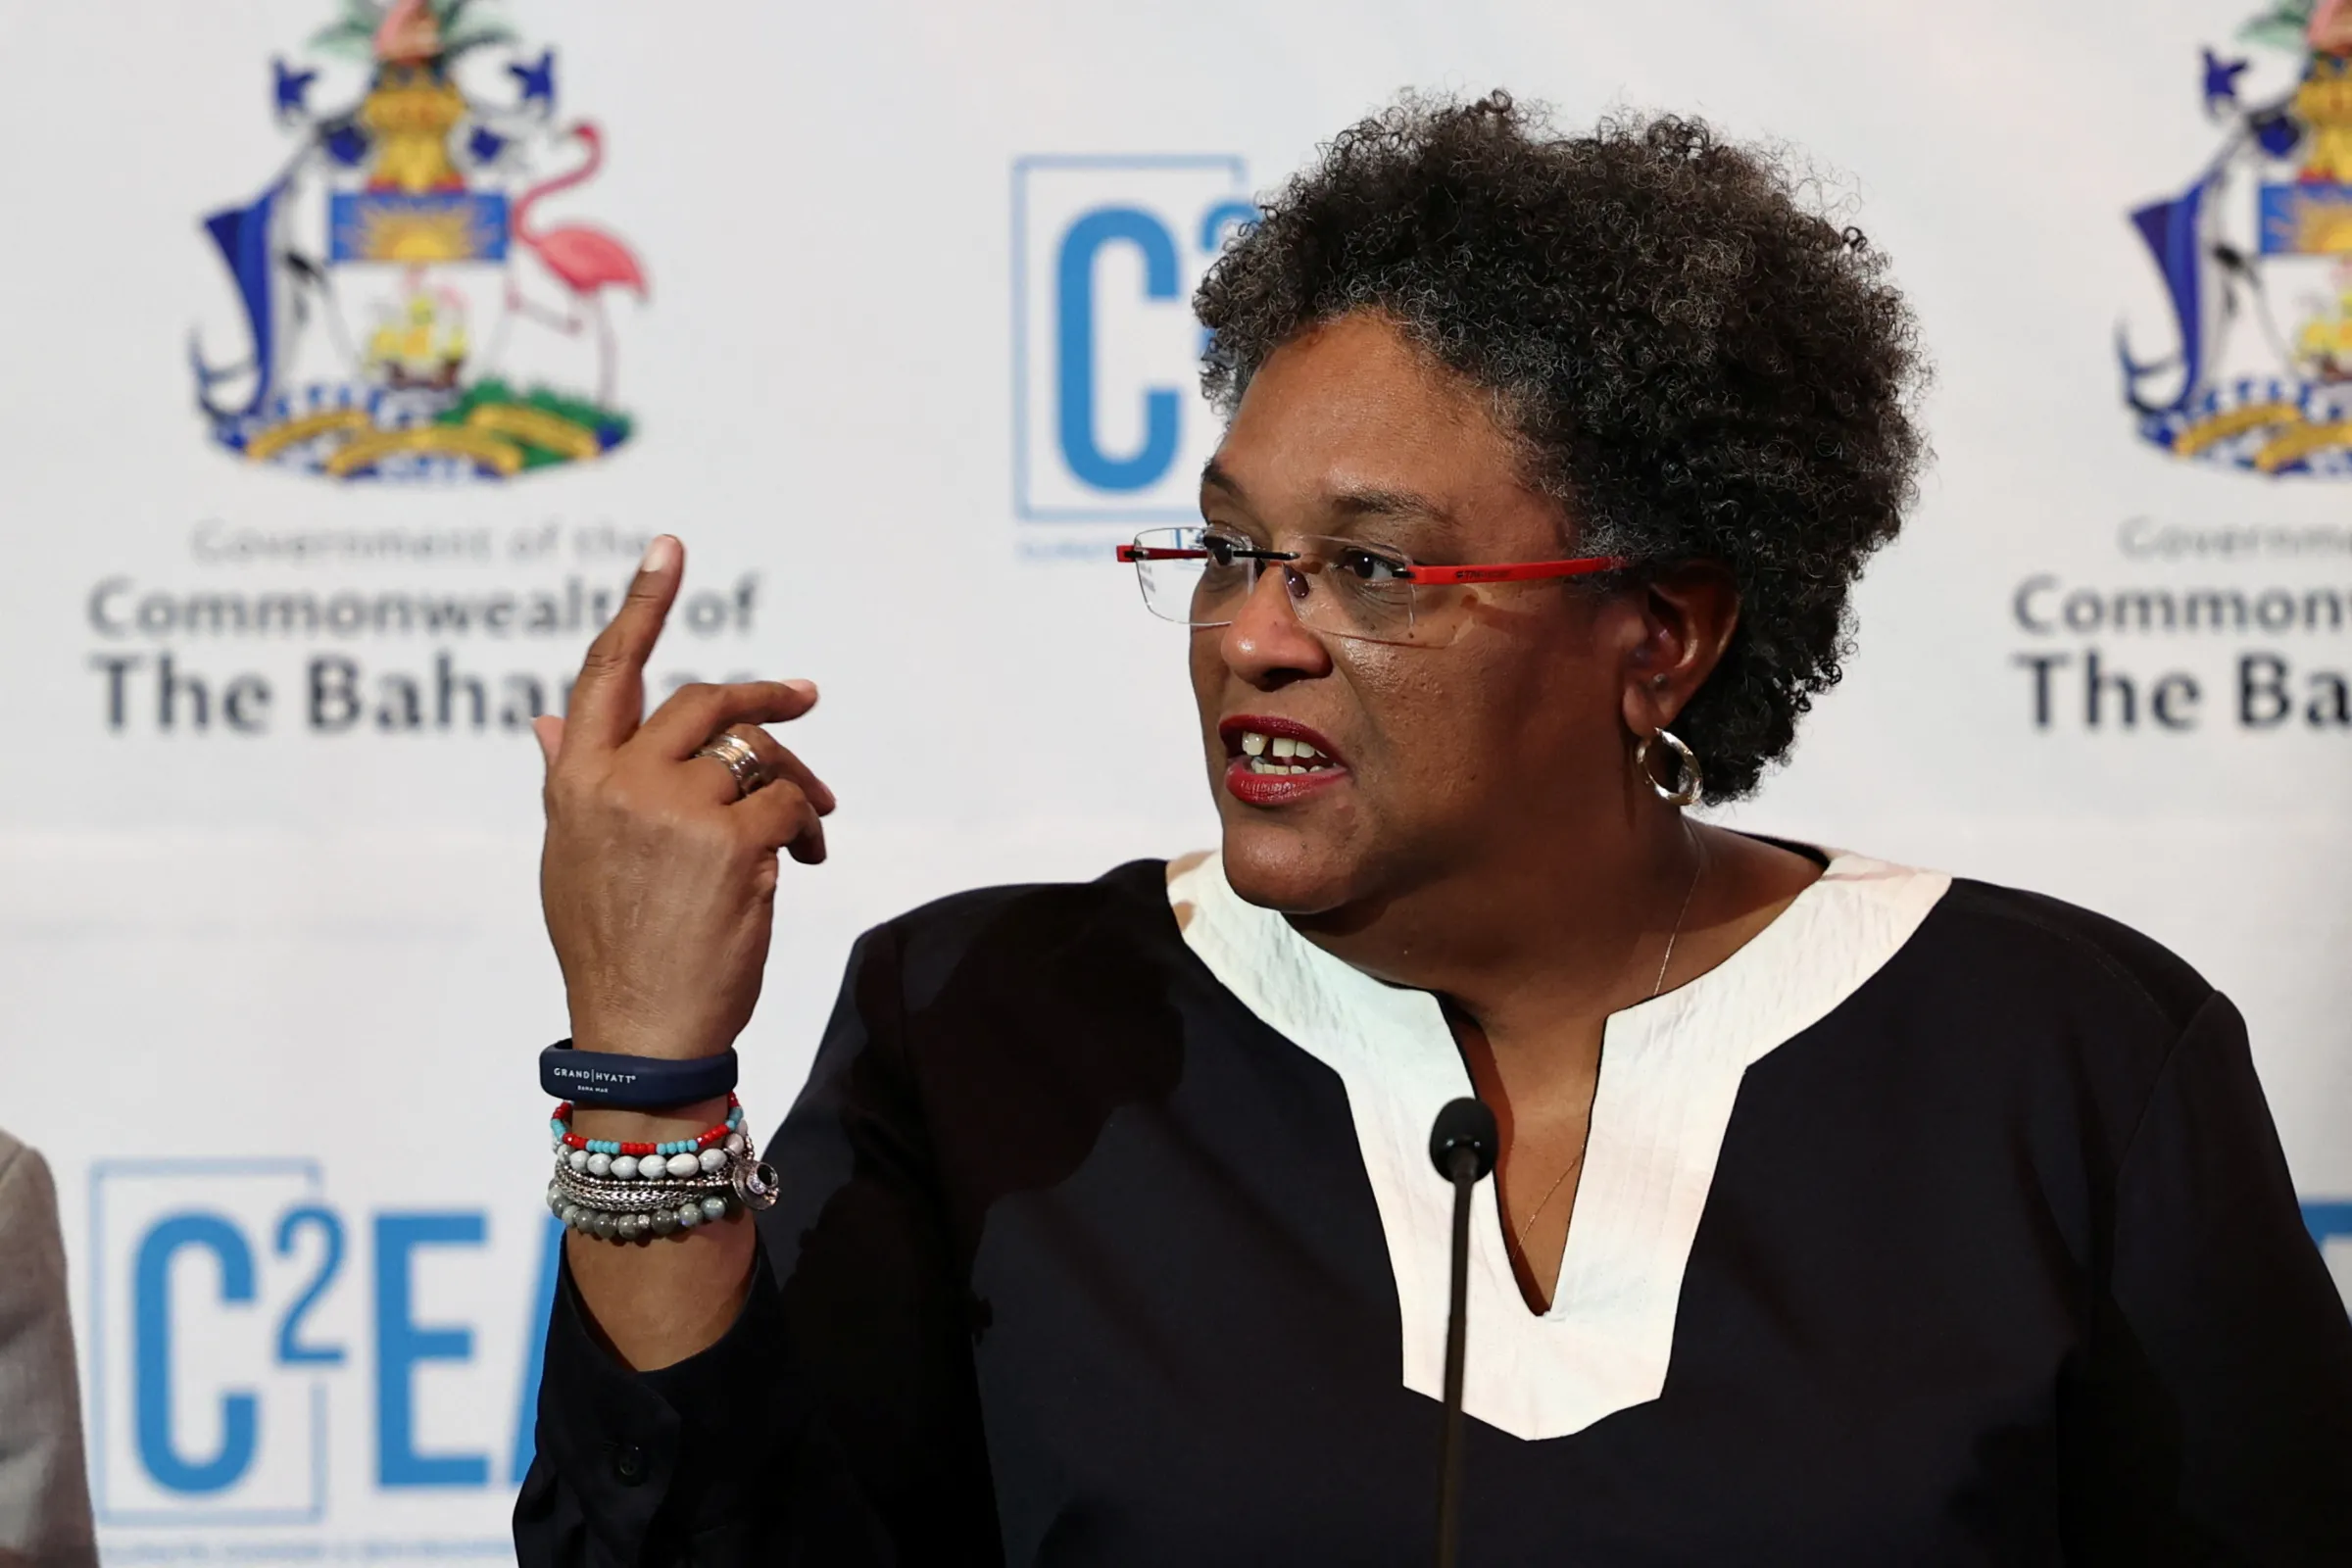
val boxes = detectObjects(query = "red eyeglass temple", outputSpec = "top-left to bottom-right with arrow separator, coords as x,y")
1114,543 -> 1631,584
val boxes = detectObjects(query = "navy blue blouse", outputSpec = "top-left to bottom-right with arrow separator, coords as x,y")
515,854 -> 2352,1565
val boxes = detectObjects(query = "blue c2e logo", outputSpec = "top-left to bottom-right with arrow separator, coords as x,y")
1012,155 -> 1254,521
85,1158 -> 561,1529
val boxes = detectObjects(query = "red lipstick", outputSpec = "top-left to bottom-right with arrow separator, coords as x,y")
1217,714 -> 1350,808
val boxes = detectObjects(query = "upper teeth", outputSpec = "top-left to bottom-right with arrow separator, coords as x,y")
1238,731 -> 1326,771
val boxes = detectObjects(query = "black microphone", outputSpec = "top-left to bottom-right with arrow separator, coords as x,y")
1427,1097 -> 1498,1568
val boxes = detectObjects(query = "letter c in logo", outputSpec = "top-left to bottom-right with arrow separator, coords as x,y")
134,1212 -> 260,1494
1055,207 -> 1181,492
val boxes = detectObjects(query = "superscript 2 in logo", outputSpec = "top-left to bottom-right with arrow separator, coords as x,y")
2123,0 -> 2352,475
191,0 -> 647,483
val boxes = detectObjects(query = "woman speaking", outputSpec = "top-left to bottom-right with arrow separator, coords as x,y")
514,95 -> 2352,1563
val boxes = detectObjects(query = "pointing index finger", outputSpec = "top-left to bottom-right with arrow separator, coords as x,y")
564,535 -> 682,758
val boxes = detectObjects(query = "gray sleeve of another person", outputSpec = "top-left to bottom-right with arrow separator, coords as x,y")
0,1130 -> 95,1568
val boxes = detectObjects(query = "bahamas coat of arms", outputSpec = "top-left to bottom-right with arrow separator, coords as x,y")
2125,0 -> 2352,475
192,0 -> 646,482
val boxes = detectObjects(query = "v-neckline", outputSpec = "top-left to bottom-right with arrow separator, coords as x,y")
1446,842 -> 1830,1318
1163,846 -> 1951,1441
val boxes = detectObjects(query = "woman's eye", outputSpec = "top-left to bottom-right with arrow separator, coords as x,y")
1336,549 -> 1407,582
1200,531 -> 1251,567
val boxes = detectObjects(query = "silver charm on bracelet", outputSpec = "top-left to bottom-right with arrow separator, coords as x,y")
732,1155 -> 780,1211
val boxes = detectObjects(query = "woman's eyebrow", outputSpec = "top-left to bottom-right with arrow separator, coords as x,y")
1326,485 -> 1459,542
1201,462 -> 1455,536
1329,484 -> 1447,520
1200,458 -> 1247,501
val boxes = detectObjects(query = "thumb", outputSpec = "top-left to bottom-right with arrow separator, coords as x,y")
533,712 -> 566,769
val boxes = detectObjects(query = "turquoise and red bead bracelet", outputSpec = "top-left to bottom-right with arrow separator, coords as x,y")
552,1093 -> 744,1157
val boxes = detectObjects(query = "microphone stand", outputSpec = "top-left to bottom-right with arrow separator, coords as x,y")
1427,1098 -> 1497,1568
1438,1142 -> 1477,1568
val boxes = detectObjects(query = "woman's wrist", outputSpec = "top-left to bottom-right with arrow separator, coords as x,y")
567,999 -> 741,1063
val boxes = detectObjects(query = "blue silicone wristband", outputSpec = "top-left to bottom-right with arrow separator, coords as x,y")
539,1040 -> 739,1109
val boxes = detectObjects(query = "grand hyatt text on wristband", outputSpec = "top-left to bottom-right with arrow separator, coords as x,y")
538,1040 -> 740,1110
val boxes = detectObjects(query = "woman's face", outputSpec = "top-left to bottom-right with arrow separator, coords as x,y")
1191,312 -> 1657,916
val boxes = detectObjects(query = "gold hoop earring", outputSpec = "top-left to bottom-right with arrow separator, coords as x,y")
1635,728 -> 1703,808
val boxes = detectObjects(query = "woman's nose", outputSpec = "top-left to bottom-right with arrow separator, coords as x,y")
1218,564 -> 1332,686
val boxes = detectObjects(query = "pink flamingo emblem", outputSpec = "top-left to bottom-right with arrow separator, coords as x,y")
506,122 -> 647,409
2315,0 -> 2352,53
372,0 -> 440,66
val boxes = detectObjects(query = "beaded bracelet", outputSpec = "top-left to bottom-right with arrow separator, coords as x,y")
557,1133 -> 746,1182
548,1153 -> 779,1242
544,1095 -> 780,1245
547,1170 -> 739,1243
552,1095 -> 744,1159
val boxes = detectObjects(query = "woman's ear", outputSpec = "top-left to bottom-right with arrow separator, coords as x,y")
1621,562 -> 1740,738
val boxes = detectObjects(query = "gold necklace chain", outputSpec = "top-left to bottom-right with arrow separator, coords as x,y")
1513,829 -> 1709,1250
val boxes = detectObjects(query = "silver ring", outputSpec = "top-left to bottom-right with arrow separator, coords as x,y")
693,729 -> 770,801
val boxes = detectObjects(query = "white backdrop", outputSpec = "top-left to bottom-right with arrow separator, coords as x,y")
1,0 -> 2347,1557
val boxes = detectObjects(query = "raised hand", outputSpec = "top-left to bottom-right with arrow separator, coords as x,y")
535,535 -> 834,1063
